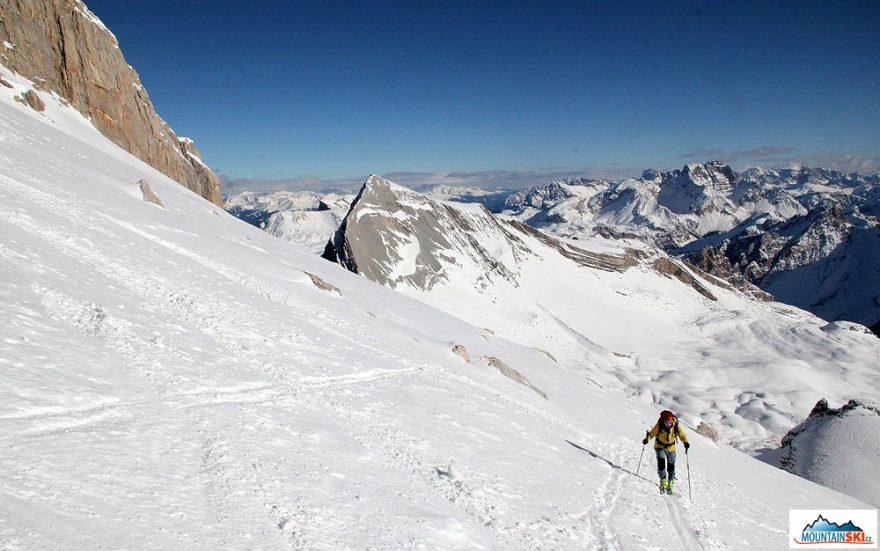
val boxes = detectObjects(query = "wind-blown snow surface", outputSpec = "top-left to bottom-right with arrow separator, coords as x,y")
0,69 -> 874,549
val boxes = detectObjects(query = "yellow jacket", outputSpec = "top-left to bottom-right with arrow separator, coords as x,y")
646,419 -> 688,452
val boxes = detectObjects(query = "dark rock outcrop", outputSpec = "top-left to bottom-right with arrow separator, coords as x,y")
0,0 -> 222,206
652,257 -> 717,301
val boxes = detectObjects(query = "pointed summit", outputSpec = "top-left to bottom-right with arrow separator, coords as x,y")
325,175 -> 528,291
657,162 -> 737,215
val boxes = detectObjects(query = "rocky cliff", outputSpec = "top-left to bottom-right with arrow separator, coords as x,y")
0,0 -> 222,206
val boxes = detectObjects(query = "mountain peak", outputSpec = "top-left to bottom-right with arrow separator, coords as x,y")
327,176 -> 529,291
0,0 -> 222,205
657,161 -> 736,215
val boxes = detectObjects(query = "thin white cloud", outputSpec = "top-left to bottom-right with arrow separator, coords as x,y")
220,174 -> 363,195
734,146 -> 795,159
220,153 -> 879,197
781,153 -> 880,174
677,146 -> 879,175
221,165 -> 647,195
679,145 -> 794,162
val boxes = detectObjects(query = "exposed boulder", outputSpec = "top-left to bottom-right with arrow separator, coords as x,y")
305,272 -> 341,295
22,89 -> 45,111
487,357 -> 547,400
138,179 -> 164,208
0,0 -> 222,206
451,345 -> 470,363
694,420 -> 720,443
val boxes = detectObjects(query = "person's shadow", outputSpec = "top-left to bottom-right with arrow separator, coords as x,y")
564,439 -> 657,486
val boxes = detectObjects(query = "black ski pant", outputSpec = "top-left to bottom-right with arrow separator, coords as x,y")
655,448 -> 676,480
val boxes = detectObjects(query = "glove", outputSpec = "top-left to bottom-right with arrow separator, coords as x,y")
642,438 -> 649,445
684,442 -> 690,451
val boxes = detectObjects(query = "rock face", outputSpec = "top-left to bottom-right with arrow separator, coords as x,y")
682,205 -> 880,327
0,0 -> 222,206
323,175 -> 635,294
324,175 -> 533,291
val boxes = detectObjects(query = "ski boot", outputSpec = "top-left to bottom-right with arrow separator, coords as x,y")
659,478 -> 667,494
667,479 -> 675,495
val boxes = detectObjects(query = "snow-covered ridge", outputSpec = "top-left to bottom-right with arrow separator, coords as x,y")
501,161 -> 880,330
224,189 -> 353,254
73,0 -> 116,41
763,399 -> 880,507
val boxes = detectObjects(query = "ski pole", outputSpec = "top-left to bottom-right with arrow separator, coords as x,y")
686,449 -> 692,502
636,441 -> 646,477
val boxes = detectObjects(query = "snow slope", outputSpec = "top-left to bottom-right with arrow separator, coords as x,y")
0,68 -> 874,549
328,176 -> 880,461
761,399 -> 880,508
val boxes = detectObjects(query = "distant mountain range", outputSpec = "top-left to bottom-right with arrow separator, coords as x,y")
224,190 -> 353,255
500,161 -> 880,333
227,161 -> 880,334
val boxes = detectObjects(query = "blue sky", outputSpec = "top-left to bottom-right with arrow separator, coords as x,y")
86,1 -> 879,189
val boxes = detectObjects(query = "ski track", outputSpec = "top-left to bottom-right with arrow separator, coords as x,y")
0,175 -> 721,549
666,499 -> 706,551
580,465 -> 623,549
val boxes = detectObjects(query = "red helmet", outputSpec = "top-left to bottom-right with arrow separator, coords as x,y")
660,410 -> 675,423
